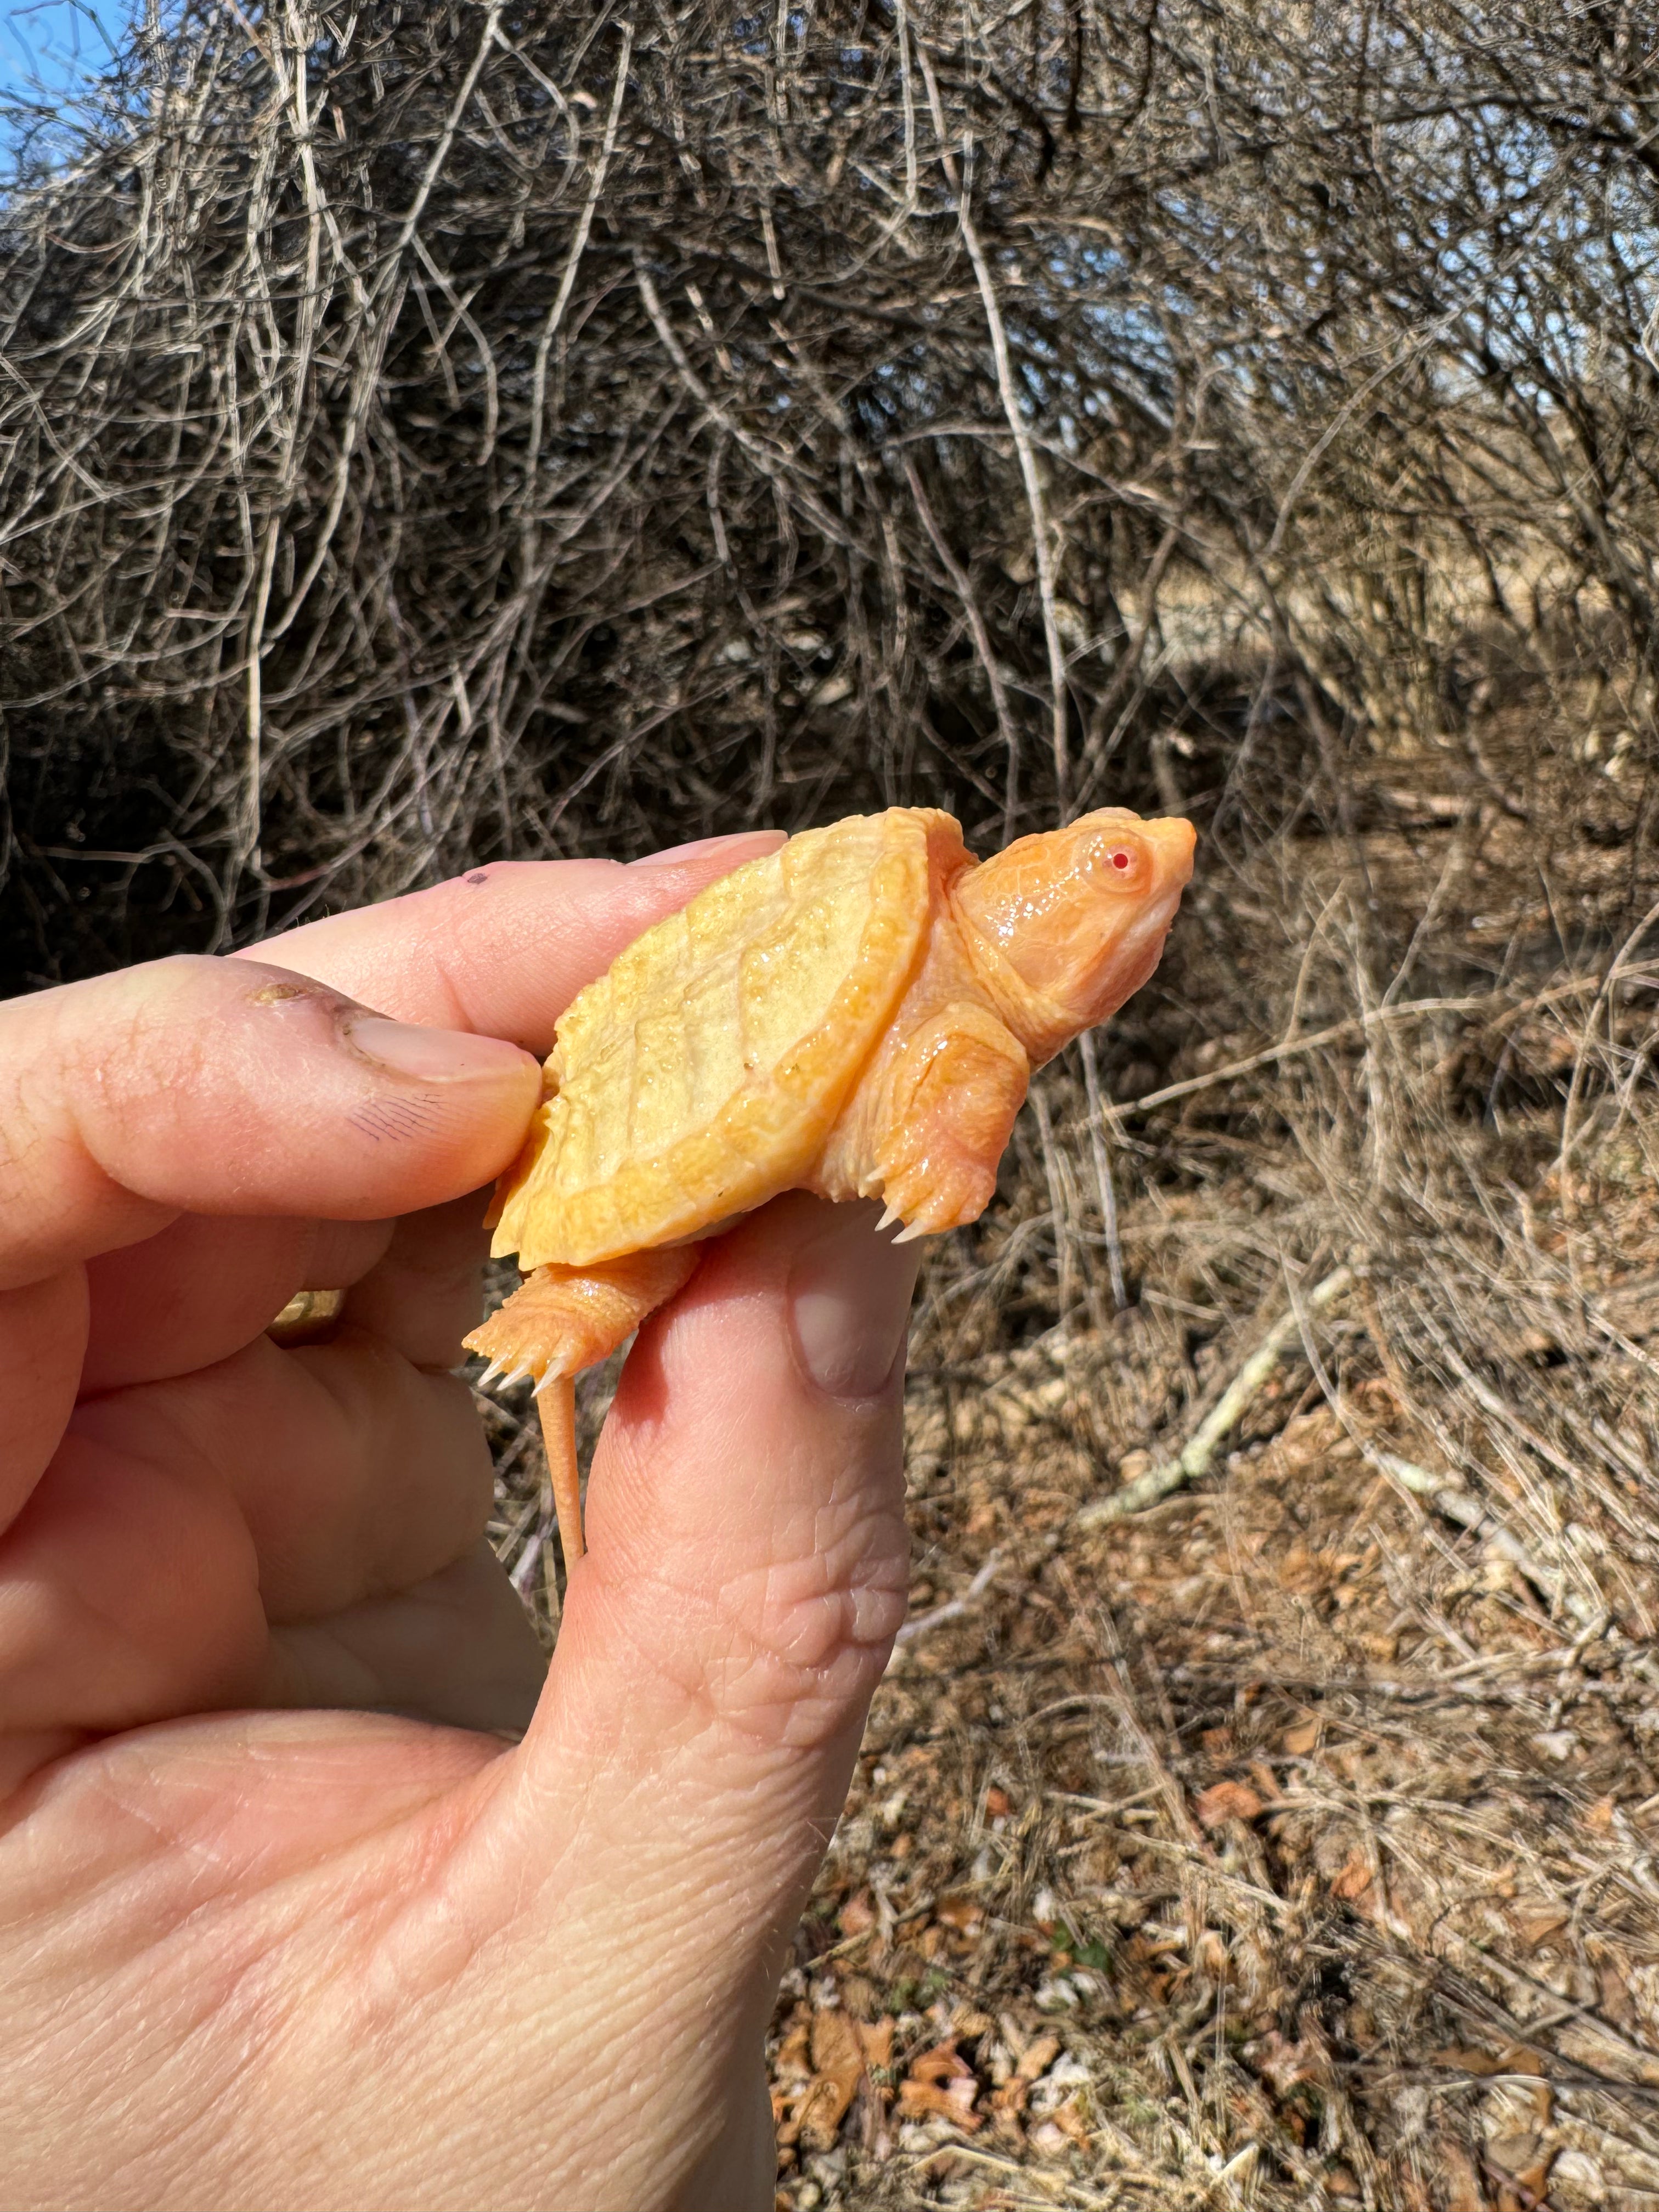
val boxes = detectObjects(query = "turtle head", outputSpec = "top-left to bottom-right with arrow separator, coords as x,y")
955,809 -> 1195,1057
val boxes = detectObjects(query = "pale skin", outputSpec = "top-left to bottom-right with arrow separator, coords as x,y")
0,832 -> 929,2211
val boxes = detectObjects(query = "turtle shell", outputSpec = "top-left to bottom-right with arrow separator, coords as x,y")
492,809 -> 952,1268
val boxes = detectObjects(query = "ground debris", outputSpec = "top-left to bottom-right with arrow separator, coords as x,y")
769,1007 -> 1659,2205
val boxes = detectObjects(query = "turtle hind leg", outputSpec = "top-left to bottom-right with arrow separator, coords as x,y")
466,1246 -> 700,1385
464,1246 -> 699,1569
872,1002 -> 1029,1239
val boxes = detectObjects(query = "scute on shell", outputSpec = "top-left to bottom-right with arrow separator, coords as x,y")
492,810 -> 956,1268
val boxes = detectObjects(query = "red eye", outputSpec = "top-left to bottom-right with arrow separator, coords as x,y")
1090,837 -> 1148,890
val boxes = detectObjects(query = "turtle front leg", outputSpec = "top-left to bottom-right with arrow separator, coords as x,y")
871,1002 -> 1029,1240
464,1246 -> 699,1568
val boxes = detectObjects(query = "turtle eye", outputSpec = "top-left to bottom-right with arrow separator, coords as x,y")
1090,836 -> 1150,892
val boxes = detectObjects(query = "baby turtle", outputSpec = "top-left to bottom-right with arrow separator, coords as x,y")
466,805 -> 1194,1566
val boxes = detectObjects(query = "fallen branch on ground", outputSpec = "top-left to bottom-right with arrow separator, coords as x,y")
1076,1268 -> 1355,1528
1372,1451 -> 1606,1633
890,1550 -> 1005,1651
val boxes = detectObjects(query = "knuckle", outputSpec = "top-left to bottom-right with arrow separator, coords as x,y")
708,1496 -> 910,1750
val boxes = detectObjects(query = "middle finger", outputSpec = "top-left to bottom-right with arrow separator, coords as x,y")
336,1194 -> 495,1370
82,1215 -> 396,1392
69,1331 -> 494,1621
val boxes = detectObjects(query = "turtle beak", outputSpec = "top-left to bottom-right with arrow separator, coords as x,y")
1141,815 -> 1197,898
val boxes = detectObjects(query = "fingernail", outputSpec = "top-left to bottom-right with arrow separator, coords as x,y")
632,830 -> 780,868
346,1015 -> 538,1085
789,1204 -> 922,1400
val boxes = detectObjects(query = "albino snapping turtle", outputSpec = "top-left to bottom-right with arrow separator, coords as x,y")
466,805 -> 1194,1565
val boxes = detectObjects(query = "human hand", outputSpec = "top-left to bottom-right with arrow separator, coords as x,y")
1,838 -> 921,2211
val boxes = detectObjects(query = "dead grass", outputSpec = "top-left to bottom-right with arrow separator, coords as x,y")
772,1266 -> 1659,2211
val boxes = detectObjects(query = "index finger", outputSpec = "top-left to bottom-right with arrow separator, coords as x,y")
239,833 -> 783,1050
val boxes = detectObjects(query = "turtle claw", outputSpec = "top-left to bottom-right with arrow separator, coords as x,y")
876,1201 -> 902,1232
476,1358 -> 505,1389
890,1218 -> 933,1244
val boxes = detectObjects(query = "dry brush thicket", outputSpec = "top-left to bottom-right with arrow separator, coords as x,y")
6,3 -> 1659,2205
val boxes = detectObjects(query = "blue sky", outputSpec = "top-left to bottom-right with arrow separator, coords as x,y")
1,2 -> 129,104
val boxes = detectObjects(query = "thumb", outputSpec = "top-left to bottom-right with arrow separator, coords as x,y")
460,1198 -> 918,2203
563,1195 -> 921,1767
0,955 -> 541,1287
